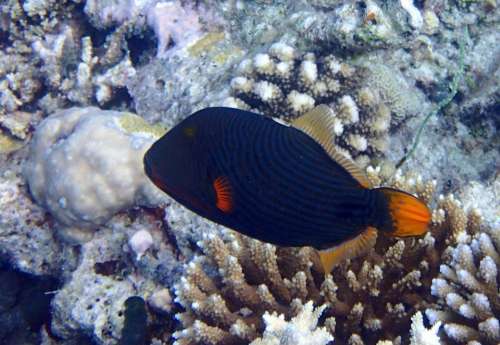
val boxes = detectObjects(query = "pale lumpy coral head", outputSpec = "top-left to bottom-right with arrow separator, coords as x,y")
24,107 -> 166,234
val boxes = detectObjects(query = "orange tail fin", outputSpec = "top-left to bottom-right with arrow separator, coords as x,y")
377,187 -> 431,237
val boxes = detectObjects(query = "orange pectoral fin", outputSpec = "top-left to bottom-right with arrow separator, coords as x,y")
318,227 -> 378,274
213,176 -> 234,213
378,187 -> 431,237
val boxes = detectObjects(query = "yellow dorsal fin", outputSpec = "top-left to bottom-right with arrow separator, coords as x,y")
292,105 -> 371,188
318,227 -> 378,274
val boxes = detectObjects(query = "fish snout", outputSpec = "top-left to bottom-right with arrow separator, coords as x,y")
143,149 -> 154,180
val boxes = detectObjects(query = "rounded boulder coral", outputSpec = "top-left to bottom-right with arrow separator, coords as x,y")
24,107 -> 167,241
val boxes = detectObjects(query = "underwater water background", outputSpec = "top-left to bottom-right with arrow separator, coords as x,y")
0,1 -> 498,345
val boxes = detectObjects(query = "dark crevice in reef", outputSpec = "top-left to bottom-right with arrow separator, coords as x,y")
460,102 -> 500,141
0,261 -> 59,345
490,102 -> 500,130
0,28 -> 10,49
127,27 -> 159,68
73,1 -> 115,48
0,260 -> 98,345
100,86 -> 135,112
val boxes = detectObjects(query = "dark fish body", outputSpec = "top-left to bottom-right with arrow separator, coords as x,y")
144,107 -> 396,250
119,296 -> 148,345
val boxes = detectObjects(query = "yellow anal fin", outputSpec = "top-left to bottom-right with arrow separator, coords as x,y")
319,227 -> 378,274
292,105 -> 371,188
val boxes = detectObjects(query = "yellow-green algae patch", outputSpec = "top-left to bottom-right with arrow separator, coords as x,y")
188,32 -> 225,57
0,132 -> 24,153
117,113 -> 167,138
0,111 -> 32,140
213,47 -> 244,65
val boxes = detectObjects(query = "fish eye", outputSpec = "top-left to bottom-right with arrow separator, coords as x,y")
183,126 -> 196,138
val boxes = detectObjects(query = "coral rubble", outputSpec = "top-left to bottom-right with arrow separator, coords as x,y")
51,209 -> 180,344
0,168 -> 61,275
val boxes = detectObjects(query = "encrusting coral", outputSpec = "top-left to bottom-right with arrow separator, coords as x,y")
50,212 -> 172,344
171,167 -> 498,345
224,42 -> 410,166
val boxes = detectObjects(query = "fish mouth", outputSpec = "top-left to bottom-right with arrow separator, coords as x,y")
143,149 -> 154,180
143,147 -> 168,193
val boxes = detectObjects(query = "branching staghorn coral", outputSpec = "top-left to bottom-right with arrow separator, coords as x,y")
426,211 -> 499,344
170,167 -> 499,345
409,311 -> 442,345
172,231 -> 328,345
0,0 -> 143,121
224,42 -> 416,167
31,24 -> 137,108
250,301 -> 333,345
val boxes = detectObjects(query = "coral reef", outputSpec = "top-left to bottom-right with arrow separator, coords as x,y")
51,225 -> 147,343
0,166 -> 61,275
0,1 -> 498,344
127,0 -> 498,184
0,0 -> 220,142
225,43 -> 422,166
0,0 -> 139,119
291,1 -> 405,51
83,0 -> 153,28
426,217 -> 499,344
456,26 -> 499,130
171,169 -> 498,345
400,0 -> 423,30
0,263 -> 58,345
31,25 -> 137,108
250,301 -> 333,345
127,26 -> 238,126
147,1 -> 204,57
24,107 -> 166,241
51,209 -> 179,344
409,311 -> 441,345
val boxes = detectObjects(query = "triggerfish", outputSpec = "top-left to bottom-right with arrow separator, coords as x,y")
144,105 -> 431,273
